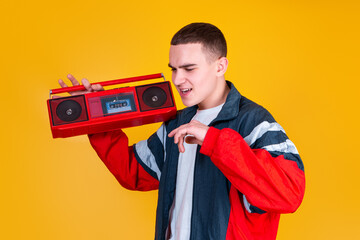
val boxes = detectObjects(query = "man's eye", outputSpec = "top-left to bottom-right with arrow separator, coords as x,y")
171,68 -> 177,72
185,68 -> 194,72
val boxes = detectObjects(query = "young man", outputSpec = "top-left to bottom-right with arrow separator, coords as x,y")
59,23 -> 305,240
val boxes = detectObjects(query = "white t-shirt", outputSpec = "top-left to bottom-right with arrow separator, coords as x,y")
167,103 -> 224,240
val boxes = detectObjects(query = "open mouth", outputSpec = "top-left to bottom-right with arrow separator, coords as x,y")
180,88 -> 192,95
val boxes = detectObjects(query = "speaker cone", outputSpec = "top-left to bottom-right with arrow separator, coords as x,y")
142,87 -> 167,108
56,100 -> 82,122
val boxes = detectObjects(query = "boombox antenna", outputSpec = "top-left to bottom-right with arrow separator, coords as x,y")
50,73 -> 166,97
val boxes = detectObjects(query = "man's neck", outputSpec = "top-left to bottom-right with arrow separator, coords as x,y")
198,79 -> 230,110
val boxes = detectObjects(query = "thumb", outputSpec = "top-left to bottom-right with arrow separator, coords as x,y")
185,136 -> 202,145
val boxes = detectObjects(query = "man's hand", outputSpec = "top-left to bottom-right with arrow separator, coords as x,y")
54,74 -> 104,98
168,120 -> 209,153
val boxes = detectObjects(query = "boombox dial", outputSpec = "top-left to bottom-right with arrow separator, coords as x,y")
142,86 -> 167,108
56,100 -> 82,122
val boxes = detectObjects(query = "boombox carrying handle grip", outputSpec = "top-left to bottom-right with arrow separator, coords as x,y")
50,73 -> 165,96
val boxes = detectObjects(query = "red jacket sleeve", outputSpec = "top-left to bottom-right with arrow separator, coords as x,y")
200,127 -> 305,213
88,130 -> 159,191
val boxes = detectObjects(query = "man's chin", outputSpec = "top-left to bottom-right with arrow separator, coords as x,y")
181,99 -> 198,108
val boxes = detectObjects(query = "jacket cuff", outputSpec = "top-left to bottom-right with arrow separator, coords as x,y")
200,127 -> 221,156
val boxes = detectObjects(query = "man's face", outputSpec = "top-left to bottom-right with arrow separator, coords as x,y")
169,43 -> 221,109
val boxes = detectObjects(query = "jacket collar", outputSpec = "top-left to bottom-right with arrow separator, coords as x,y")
179,81 -> 241,124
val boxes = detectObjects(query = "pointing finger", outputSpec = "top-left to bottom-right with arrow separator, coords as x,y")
168,125 -> 186,138
168,128 -> 177,137
174,128 -> 187,144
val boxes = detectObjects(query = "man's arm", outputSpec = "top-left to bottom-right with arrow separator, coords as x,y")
56,74 -> 159,191
169,121 -> 305,214
200,127 -> 305,213
89,130 -> 159,191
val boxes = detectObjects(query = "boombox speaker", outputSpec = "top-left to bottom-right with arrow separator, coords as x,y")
47,73 -> 177,138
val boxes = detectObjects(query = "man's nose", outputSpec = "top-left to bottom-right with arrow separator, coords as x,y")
172,71 -> 186,86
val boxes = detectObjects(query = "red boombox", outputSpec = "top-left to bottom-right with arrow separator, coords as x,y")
47,73 -> 177,138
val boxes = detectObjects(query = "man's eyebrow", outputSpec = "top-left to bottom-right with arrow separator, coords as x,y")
168,63 -> 197,69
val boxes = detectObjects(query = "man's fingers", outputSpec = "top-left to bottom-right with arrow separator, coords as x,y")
178,136 -> 185,153
174,128 -> 188,144
58,79 -> 77,96
92,84 -> 104,91
168,129 -> 177,137
67,74 -> 80,86
173,131 -> 183,144
168,121 -> 208,152
169,125 -> 194,152
169,126 -> 185,139
81,78 -> 93,92
172,129 -> 187,152
58,79 -> 68,88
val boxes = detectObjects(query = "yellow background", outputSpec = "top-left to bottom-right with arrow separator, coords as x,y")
1,0 -> 359,239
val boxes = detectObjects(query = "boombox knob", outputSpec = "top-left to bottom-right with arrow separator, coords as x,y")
142,87 -> 167,108
66,109 -> 73,115
56,100 -> 82,122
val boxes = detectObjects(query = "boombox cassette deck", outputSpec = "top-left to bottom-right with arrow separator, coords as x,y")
47,73 -> 177,138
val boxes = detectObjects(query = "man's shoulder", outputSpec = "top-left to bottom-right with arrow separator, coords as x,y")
233,96 -> 278,138
223,81 -> 275,124
238,96 -> 275,123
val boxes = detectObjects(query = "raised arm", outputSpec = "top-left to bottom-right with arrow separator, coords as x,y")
89,130 -> 159,191
55,74 -> 158,191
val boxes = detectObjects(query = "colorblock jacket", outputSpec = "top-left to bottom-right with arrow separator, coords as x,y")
89,82 -> 305,240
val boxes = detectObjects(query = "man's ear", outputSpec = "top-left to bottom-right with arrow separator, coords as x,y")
216,57 -> 229,76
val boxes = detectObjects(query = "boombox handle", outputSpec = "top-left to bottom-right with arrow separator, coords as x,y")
50,73 -> 165,97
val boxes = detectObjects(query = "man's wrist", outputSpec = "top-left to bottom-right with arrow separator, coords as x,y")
200,127 -> 221,156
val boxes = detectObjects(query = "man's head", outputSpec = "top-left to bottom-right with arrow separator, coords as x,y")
171,22 -> 227,63
169,23 -> 229,110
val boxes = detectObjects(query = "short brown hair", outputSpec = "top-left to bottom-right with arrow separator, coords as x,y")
171,22 -> 227,61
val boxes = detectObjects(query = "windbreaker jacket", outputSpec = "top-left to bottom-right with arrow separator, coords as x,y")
89,81 -> 305,240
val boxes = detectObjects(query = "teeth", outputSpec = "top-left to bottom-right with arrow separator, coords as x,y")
181,88 -> 191,93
